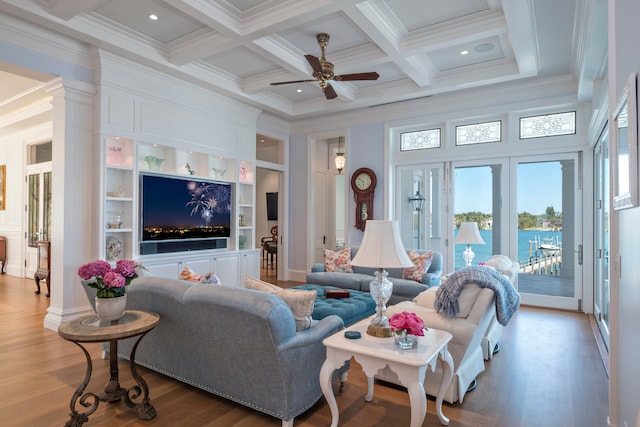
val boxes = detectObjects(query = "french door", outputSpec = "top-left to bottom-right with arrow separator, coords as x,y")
594,130 -> 610,347
25,162 -> 52,277
396,152 -> 583,311
511,153 -> 582,310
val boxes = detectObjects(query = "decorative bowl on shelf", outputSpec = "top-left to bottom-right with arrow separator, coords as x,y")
144,155 -> 164,171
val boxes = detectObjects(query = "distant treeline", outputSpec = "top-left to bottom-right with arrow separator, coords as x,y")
455,206 -> 562,230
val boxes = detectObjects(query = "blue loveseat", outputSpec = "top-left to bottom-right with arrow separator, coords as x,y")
112,277 -> 347,427
306,246 -> 443,305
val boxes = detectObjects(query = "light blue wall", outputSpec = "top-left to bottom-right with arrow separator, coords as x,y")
347,122 -> 385,247
288,133 -> 309,273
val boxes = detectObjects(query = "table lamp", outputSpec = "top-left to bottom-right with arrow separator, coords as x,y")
351,220 -> 413,337
455,222 -> 485,266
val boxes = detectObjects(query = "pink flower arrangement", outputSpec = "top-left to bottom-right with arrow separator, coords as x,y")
78,259 -> 139,298
389,311 -> 426,336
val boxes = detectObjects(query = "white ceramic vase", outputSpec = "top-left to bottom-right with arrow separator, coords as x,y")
95,295 -> 127,321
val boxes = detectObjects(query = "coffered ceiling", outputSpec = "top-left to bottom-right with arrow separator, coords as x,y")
0,0 -> 606,119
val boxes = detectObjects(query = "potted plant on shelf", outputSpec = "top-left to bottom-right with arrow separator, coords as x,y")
77,259 -> 140,321
389,311 -> 426,349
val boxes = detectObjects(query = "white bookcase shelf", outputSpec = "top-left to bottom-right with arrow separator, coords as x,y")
99,135 -> 257,281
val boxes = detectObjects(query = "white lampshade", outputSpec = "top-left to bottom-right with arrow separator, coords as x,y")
351,220 -> 413,268
454,222 -> 486,245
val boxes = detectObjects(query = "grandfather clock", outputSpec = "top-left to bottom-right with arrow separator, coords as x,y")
350,168 -> 377,231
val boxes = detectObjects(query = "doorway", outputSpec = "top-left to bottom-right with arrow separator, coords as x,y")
310,135 -> 347,266
256,134 -> 286,281
24,141 -> 52,278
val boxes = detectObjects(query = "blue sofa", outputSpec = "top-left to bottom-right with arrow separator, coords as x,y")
306,246 -> 443,305
113,277 -> 347,427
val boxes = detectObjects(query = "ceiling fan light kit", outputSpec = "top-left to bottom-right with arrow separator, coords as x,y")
270,32 -> 379,100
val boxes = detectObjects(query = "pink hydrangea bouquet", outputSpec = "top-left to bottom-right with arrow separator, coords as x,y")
389,311 -> 426,336
77,259 -> 139,298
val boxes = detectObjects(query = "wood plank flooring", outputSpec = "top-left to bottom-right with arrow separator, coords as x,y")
0,273 -> 609,427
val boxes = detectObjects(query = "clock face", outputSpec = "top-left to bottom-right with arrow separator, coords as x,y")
355,173 -> 372,190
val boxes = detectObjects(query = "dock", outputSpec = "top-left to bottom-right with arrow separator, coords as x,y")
519,236 -> 563,275
519,253 -> 562,275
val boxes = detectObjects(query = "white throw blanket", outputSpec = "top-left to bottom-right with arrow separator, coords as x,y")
435,266 -> 520,326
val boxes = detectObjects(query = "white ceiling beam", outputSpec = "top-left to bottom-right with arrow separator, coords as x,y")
572,0 -> 608,101
400,11 -> 507,54
167,29 -> 238,66
501,0 -> 538,75
252,35 -> 313,76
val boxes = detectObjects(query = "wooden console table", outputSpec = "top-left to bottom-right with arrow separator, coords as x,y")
58,310 -> 160,426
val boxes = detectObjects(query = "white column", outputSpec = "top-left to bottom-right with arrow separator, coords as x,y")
43,77 -> 96,331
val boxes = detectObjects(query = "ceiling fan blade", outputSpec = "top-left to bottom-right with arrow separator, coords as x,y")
305,55 -> 323,73
270,79 -> 317,85
334,72 -> 380,81
324,84 -> 337,100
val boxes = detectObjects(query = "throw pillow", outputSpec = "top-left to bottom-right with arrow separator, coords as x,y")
244,276 -> 317,331
402,250 -> 433,282
323,247 -> 353,273
199,272 -> 222,285
484,255 -> 512,273
179,265 -> 201,283
413,287 -> 438,309
179,266 -> 221,285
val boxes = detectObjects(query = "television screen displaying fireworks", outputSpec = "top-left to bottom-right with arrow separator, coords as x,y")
140,173 -> 232,241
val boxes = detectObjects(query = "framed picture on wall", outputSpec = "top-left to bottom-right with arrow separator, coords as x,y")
266,192 -> 278,220
612,73 -> 638,210
0,165 -> 5,210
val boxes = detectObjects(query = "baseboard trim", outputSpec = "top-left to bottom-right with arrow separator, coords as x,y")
588,313 -> 609,378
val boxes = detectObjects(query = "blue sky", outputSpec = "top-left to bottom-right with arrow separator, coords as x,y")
454,162 -> 563,215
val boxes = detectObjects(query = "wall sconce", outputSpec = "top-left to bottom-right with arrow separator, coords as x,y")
335,136 -> 345,174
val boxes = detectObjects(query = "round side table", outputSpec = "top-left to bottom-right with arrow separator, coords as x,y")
58,310 -> 160,427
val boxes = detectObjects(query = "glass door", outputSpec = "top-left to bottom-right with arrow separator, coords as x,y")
594,130 -> 610,348
512,153 -> 582,310
395,163 -> 445,254
25,163 -> 52,278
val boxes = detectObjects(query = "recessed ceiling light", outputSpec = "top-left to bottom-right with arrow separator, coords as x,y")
296,89 -> 302,93
460,50 -> 469,55
149,14 -> 159,21
474,43 -> 495,53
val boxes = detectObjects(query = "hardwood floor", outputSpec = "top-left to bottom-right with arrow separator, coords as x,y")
0,273 -> 609,427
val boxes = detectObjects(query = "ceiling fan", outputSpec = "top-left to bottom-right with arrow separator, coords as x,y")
270,33 -> 380,100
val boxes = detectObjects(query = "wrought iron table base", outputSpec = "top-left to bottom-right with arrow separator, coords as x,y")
65,332 -> 156,427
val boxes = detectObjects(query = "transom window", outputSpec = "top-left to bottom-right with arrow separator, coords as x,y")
519,111 -> 576,139
455,121 -> 501,145
400,128 -> 441,151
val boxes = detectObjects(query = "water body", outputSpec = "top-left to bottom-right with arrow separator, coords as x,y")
454,229 -> 561,268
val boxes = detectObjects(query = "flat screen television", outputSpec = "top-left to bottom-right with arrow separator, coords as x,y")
139,173 -> 231,254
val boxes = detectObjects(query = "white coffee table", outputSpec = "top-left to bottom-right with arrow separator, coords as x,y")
320,318 -> 454,427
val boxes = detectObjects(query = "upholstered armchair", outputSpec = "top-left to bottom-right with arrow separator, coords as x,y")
381,283 -> 497,403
